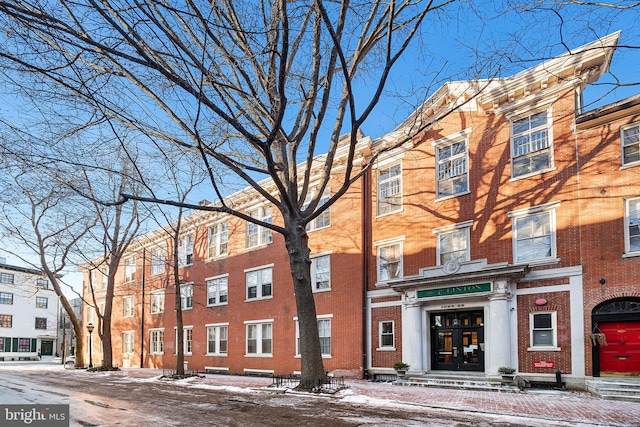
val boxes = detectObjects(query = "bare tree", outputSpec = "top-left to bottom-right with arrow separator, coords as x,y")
0,158 -> 95,369
0,0 -> 454,388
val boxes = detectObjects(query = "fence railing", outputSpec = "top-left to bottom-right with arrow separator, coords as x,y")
270,375 -> 346,393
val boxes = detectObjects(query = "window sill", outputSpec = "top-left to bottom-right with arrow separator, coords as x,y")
207,303 -> 229,308
205,254 -> 228,262
620,161 -> 640,170
435,190 -> 471,203
294,355 -> 332,359
527,346 -> 561,352
312,288 -> 331,294
622,251 -> 640,259
512,257 -> 560,267
510,166 -> 557,182
245,353 -> 273,358
376,347 -> 396,351
375,208 -> 404,219
150,352 -> 164,356
244,242 -> 273,252
245,296 -> 273,303
307,224 -> 331,233
150,311 -> 164,315
206,353 -> 228,357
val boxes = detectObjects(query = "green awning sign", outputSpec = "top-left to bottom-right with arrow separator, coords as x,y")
417,282 -> 491,298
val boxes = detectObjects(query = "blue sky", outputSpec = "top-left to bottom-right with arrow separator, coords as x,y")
1,2 -> 638,294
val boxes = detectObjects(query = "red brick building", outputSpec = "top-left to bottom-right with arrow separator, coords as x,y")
82,32 -> 640,389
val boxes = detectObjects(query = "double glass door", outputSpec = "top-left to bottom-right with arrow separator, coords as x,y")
431,310 -> 484,371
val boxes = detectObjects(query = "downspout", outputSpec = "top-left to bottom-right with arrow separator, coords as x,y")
140,247 -> 146,368
362,168 -> 371,379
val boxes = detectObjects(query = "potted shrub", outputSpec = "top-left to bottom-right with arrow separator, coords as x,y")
393,362 -> 410,379
498,366 -> 515,383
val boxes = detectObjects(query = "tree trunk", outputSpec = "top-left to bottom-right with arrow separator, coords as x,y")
284,221 -> 326,390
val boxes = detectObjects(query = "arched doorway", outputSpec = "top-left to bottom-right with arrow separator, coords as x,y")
592,298 -> 640,377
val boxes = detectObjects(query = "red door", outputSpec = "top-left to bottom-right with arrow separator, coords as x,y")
599,321 -> 640,374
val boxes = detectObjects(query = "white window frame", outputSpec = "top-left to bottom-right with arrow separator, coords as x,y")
305,187 -> 331,232
246,206 -> 273,248
149,328 -> 164,355
99,268 -> 108,291
175,326 -> 193,355
122,295 -> 135,318
624,197 -> 640,256
245,320 -> 273,357
434,221 -> 473,266
206,275 -> 229,306
621,122 -> 640,166
178,234 -> 194,266
150,290 -> 165,314
295,315 -> 332,357
435,131 -> 469,199
376,162 -> 402,216
311,253 -> 331,292
124,257 -> 136,283
511,108 -> 554,178
378,320 -> 395,350
122,330 -> 135,355
150,246 -> 165,276
208,222 -> 229,258
375,237 -> 404,283
180,283 -> 193,310
528,311 -> 559,351
206,323 -> 229,356
245,265 -> 273,301
509,202 -> 559,264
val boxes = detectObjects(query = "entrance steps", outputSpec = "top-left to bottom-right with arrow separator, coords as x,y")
396,372 -> 519,393
586,378 -> 640,402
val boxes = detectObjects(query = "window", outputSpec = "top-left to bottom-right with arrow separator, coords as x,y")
124,257 -> 136,282
0,292 -> 13,305
437,138 -> 468,198
625,198 -> 640,254
178,235 -> 194,266
511,110 -> 553,178
35,317 -> 47,329
376,239 -> 403,282
246,206 -> 273,248
208,222 -> 228,258
0,314 -> 12,328
180,284 -> 193,310
377,163 -> 402,215
36,279 -> 49,289
296,317 -> 331,356
245,266 -> 272,301
622,122 -> 640,165
246,321 -> 272,356
311,254 -> 330,291
19,338 -> 32,352
122,331 -> 135,354
100,268 -> 108,290
207,276 -> 228,306
305,188 -> 331,231
123,296 -> 135,318
435,222 -> 472,265
150,247 -> 165,276
379,321 -> 395,349
207,324 -> 228,355
529,312 -> 557,349
35,297 -> 48,309
512,208 -> 556,263
176,327 -> 193,355
0,273 -> 14,284
150,290 -> 165,314
150,329 -> 164,354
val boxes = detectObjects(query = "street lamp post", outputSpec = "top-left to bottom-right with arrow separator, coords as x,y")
86,322 -> 94,368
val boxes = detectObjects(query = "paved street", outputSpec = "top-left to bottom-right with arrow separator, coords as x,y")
0,362 -> 639,426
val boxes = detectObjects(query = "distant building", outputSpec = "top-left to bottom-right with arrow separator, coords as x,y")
0,258 -> 59,361
57,297 -> 82,358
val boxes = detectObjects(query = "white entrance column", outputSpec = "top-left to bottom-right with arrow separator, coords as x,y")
402,293 -> 423,371
487,280 -> 511,374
